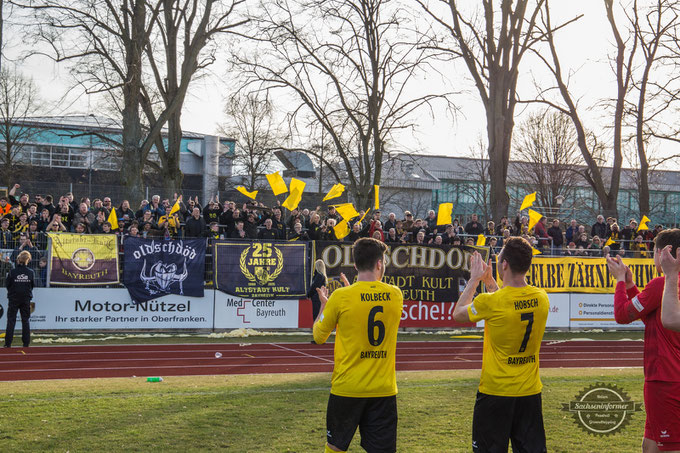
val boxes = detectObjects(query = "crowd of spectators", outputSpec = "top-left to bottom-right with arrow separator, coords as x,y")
0,183 -> 666,264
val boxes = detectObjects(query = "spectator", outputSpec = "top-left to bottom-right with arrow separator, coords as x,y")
483,221 -> 495,236
414,230 -> 426,245
385,228 -> 401,243
73,203 -> 95,233
230,220 -> 248,240
620,219 -> 637,250
465,214 -> 484,235
442,225 -> 457,244
0,196 -> 11,215
12,212 -> 29,237
101,222 -> 115,234
402,211 -> 414,231
57,203 -> 73,231
495,216 -> 511,235
36,256 -> 48,287
609,223 -> 622,251
591,215 -> 609,239
534,216 -> 550,249
243,212 -> 259,239
0,218 -> 13,248
602,245 -> 611,258
575,233 -> 589,249
629,234 -> 649,258
206,222 -> 223,240
125,224 -> 140,240
139,210 -> 157,230
40,195 -> 56,218
326,206 -> 339,223
346,222 -> 366,242
74,223 -> 87,234
547,219 -> 564,253
322,219 -> 338,241
565,219 -> 579,244
118,200 -> 134,229
27,221 -> 46,250
37,209 -> 51,232
258,218 -> 277,240
91,211 -> 107,234
514,215 -> 529,236
185,208 -> 206,238
372,230 -> 384,241
158,206 -> 181,238
26,204 -> 38,223
565,242 -> 577,256
135,199 -> 149,219
465,237 -> 475,246
432,234 -> 444,246
4,204 -> 21,230
368,220 -> 384,241
451,218 -> 465,236
384,212 -> 397,232
203,199 -> 221,224
288,222 -> 310,241
10,234 -> 40,268
588,236 -> 603,256
46,214 -> 67,233
425,210 -> 438,232
306,213 -> 322,240
271,207 -> 287,240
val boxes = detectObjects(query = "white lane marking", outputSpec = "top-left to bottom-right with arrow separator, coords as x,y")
270,343 -> 334,364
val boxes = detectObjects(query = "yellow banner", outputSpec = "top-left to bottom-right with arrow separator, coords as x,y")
48,233 -> 119,285
502,256 -> 660,293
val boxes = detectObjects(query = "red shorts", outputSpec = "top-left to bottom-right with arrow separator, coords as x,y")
644,381 -> 680,451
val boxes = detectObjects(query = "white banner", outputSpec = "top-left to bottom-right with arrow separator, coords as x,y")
546,294 -> 570,328
213,292 -> 299,328
0,288 -> 213,330
569,293 -> 644,329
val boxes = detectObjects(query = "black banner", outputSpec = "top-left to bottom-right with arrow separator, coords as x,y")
314,241 -> 489,302
123,238 -> 206,303
213,241 -> 309,299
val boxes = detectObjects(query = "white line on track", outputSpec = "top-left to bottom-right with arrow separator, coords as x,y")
270,343 -> 334,363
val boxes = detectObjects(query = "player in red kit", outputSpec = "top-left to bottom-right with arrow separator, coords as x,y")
607,229 -> 680,453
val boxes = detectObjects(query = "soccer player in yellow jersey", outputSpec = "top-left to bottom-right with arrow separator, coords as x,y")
313,237 -> 404,453
454,236 -> 549,453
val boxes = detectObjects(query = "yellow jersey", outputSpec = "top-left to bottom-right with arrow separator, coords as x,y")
467,285 -> 549,397
313,280 -> 403,398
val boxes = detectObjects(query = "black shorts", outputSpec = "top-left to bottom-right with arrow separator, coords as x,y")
472,392 -> 546,453
326,393 -> 397,453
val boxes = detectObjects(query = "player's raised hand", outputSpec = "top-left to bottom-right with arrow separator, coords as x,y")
606,255 -> 629,282
659,245 -> 680,276
469,251 -> 487,282
316,286 -> 329,304
339,273 -> 350,287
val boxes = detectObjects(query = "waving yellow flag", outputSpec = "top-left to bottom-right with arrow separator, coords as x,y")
605,237 -> 615,247
638,215 -> 651,231
282,178 -> 306,210
107,207 -> 119,231
323,183 -> 345,202
334,219 -> 351,240
527,209 -> 542,232
333,203 -> 360,221
236,186 -> 258,200
266,172 -> 288,196
436,203 -> 453,226
169,196 -> 181,215
476,234 -> 486,246
374,185 -> 380,210
520,192 -> 537,211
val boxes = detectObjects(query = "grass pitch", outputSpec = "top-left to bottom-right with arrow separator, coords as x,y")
0,368 -> 644,452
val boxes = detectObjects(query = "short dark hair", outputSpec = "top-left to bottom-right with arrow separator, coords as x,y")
499,237 -> 533,274
654,229 -> 680,258
353,237 -> 388,272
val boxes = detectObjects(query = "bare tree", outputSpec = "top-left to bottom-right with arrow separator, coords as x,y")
141,0 -> 246,193
236,0 -> 447,211
0,68 -> 40,187
625,0 -> 680,216
512,111 -> 582,209
221,92 -> 280,191
530,0 -> 638,218
418,0 -> 569,221
457,137 -> 492,221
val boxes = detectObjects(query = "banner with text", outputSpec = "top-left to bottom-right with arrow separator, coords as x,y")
315,242 -> 489,303
48,233 -> 119,285
213,292 -> 300,328
520,257 -> 659,293
0,288 -> 213,330
213,241 -> 309,299
123,238 -> 206,303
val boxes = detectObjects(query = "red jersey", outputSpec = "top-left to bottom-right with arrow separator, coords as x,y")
614,278 -> 680,382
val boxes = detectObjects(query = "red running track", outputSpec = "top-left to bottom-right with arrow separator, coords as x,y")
0,340 -> 643,381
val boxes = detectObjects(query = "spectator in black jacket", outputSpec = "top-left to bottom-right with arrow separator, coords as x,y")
185,208 -> 206,238
591,215 -> 609,239
10,234 -> 40,268
243,213 -> 259,239
230,220 -> 248,240
4,250 -> 34,348
465,214 -> 484,236
547,219 -> 564,254
288,222 -> 310,241
307,259 -> 328,323
0,218 -> 13,249
383,212 -> 397,232
258,218 -> 278,240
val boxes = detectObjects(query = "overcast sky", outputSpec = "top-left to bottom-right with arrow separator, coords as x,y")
7,1 -> 680,167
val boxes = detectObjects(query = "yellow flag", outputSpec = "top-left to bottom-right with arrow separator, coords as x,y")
236,186 -> 258,200
605,237 -> 615,246
532,248 -> 542,255
169,196 -> 181,215
282,188 -> 301,210
334,219 -> 351,240
638,215 -> 651,231
436,203 -> 453,226
374,185 -> 380,210
476,234 -> 486,246
107,207 -> 119,231
266,172 -> 288,196
290,177 -> 306,195
527,209 -> 542,232
357,209 -> 369,224
323,183 -> 345,202
520,192 -> 537,211
333,203 -> 360,221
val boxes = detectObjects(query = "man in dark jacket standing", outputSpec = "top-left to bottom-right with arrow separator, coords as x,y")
184,207 -> 206,238
547,219 -> 564,254
4,251 -> 34,348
